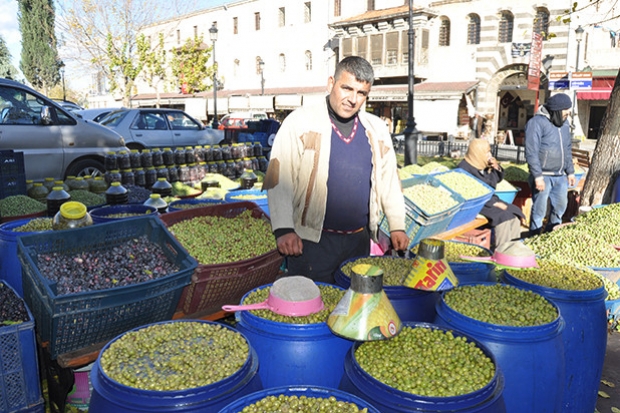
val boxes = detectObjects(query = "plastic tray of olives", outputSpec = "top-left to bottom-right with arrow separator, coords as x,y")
16,216 -> 198,358
433,169 -> 494,230
378,175 -> 464,250
401,174 -> 464,221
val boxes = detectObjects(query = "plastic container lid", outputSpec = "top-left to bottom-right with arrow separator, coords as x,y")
60,201 -> 87,219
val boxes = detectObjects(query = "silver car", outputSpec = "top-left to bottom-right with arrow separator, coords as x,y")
99,108 -> 224,150
74,107 -> 124,123
0,78 -> 127,181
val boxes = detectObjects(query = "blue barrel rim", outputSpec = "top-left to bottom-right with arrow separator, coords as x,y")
336,255 -> 423,293
0,217 -> 52,234
89,204 -> 158,222
234,282 -> 345,333
91,319 -> 258,404
168,198 -> 224,212
436,282 -> 565,340
502,270 -> 608,302
344,321 -> 505,410
336,248 -> 494,289
217,385 -> 381,413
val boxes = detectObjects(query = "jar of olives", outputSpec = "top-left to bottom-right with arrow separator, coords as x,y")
105,182 -> 129,205
52,201 -> 93,230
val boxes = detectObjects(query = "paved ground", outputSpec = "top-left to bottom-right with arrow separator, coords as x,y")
597,331 -> 620,412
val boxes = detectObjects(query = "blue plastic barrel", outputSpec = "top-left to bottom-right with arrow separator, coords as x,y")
89,204 -> 158,224
434,282 -> 565,412
218,385 -> 381,413
502,271 -> 607,412
335,256 -> 440,322
88,320 -> 262,413
0,218 -> 50,296
339,322 -> 506,413
233,283 -> 353,389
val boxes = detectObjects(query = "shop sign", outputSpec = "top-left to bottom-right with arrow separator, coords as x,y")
548,71 -> 592,90
548,72 -> 570,90
570,72 -> 593,90
527,32 -> 543,91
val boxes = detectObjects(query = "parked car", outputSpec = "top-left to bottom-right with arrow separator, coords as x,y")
99,108 -> 224,150
0,78 -> 127,181
74,107 -> 124,123
218,111 -> 268,130
53,100 -> 84,112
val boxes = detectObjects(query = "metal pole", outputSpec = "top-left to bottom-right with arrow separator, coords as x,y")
261,71 -> 265,95
571,39 -> 581,137
404,0 -> 418,166
212,40 -> 219,129
61,68 -> 66,101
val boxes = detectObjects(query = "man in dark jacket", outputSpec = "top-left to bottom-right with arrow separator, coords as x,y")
525,93 -> 576,234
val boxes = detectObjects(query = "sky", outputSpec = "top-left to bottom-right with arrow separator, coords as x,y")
0,0 -> 228,91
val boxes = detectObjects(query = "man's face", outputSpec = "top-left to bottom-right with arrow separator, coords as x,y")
327,70 -> 371,119
561,108 -> 571,121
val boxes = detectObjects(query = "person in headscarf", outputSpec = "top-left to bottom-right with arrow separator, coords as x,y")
524,93 -> 576,234
458,138 -> 524,249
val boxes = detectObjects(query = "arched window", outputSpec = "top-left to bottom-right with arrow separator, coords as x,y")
279,53 -> 286,72
533,7 -> 550,40
498,11 -> 514,43
305,51 -> 312,71
467,14 -> 481,45
439,17 -> 450,46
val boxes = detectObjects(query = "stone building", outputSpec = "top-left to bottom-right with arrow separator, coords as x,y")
95,0 -> 619,142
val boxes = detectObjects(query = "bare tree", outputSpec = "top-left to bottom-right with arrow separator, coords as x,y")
55,0 -> 190,106
580,70 -> 620,206
137,33 -> 167,107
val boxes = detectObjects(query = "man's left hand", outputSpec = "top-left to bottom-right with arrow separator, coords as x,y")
390,230 -> 410,251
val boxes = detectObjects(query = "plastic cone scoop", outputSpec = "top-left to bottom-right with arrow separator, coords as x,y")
328,264 -> 401,341
222,276 -> 324,316
460,241 -> 539,270
402,238 -> 458,291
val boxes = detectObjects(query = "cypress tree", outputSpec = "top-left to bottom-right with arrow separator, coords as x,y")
0,36 -> 19,80
18,0 -> 62,90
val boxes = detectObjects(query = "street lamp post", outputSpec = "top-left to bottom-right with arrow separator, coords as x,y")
259,59 -> 265,96
571,25 -> 584,137
404,0 -> 418,165
59,63 -> 66,101
209,24 -> 219,129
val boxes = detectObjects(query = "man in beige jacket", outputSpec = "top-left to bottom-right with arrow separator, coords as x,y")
263,56 -> 409,284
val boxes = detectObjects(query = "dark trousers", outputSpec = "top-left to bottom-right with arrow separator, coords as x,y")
285,228 -> 370,285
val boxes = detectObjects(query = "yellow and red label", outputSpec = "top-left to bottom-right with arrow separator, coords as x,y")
402,256 -> 458,291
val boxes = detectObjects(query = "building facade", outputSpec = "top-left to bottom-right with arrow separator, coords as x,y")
93,0 -> 620,142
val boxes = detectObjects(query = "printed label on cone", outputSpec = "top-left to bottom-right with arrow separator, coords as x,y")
403,256 -> 458,291
328,289 -> 401,341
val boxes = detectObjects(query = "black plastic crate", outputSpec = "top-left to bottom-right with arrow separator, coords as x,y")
17,216 -> 197,358
0,172 -> 27,200
0,151 -> 25,177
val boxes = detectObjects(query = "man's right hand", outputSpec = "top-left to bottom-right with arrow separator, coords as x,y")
276,232 -> 304,256
535,177 -> 545,192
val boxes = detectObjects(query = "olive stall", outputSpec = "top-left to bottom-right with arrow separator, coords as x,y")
0,149 -> 616,413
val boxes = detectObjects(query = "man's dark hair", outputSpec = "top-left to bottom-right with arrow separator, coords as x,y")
334,56 -> 374,86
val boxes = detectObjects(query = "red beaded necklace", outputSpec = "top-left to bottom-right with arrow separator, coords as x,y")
330,116 -> 359,144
